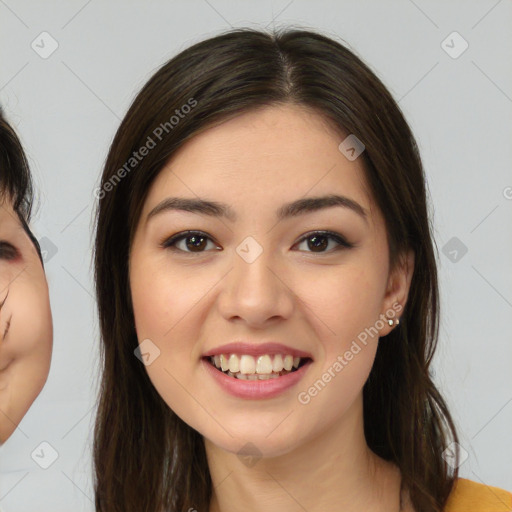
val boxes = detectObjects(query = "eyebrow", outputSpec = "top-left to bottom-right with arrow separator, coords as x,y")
147,194 -> 368,224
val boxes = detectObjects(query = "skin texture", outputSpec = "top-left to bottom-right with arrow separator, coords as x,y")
129,104 -> 415,512
0,198 -> 53,444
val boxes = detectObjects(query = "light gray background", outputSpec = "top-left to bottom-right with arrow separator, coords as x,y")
0,1 -> 511,510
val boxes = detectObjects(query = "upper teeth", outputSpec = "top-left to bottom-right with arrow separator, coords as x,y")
211,354 -> 302,374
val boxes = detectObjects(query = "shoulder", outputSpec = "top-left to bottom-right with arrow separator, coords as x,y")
444,477 -> 512,511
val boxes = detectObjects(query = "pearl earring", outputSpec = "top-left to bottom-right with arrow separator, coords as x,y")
387,318 -> 400,326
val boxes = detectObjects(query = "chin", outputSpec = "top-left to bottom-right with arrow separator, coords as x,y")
201,418 -> 306,460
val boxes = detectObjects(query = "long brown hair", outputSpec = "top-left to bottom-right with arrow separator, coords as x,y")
93,27 -> 459,512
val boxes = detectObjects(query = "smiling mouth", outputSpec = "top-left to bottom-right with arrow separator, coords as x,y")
204,354 -> 312,380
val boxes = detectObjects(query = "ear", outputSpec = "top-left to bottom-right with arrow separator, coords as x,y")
378,249 -> 414,337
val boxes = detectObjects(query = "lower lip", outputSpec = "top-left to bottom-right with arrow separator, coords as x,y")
201,357 -> 313,400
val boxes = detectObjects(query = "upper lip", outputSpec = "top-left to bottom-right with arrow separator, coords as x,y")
202,341 -> 313,360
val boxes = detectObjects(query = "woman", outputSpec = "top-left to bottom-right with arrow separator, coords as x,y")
93,28 -> 511,511
0,107 -> 53,445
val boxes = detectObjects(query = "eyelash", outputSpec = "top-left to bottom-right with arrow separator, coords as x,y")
159,230 -> 354,255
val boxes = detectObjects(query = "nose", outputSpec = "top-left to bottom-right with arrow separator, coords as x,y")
216,240 -> 294,328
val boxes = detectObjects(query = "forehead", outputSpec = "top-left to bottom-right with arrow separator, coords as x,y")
144,104 -> 373,215
0,198 -> 22,227
172,104 -> 345,171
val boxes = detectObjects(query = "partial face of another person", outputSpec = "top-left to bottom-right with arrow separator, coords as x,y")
0,198 -> 53,444
129,104 -> 411,457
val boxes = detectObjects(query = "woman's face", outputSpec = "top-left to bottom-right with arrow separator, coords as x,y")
0,198 -> 53,444
129,104 -> 412,457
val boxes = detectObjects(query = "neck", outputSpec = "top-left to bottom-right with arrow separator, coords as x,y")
205,394 -> 404,512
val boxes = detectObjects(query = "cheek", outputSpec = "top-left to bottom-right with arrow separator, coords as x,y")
0,275 -> 52,443
129,250 -> 207,388
130,258 -> 196,340
129,252 -> 220,423
302,261 -> 385,343
2,279 -> 53,363
129,236 -> 223,341
295,267 -> 381,428
130,283 -> 199,427
294,260 -> 385,409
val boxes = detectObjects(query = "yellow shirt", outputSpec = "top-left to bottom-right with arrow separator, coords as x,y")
444,478 -> 512,511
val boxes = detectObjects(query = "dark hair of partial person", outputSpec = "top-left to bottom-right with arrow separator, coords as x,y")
93,26 -> 460,512
0,106 -> 43,263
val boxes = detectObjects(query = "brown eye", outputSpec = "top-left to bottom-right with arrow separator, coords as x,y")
304,234 -> 329,252
161,231 -> 219,254
0,241 -> 20,261
182,234 -> 208,252
295,231 -> 354,253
